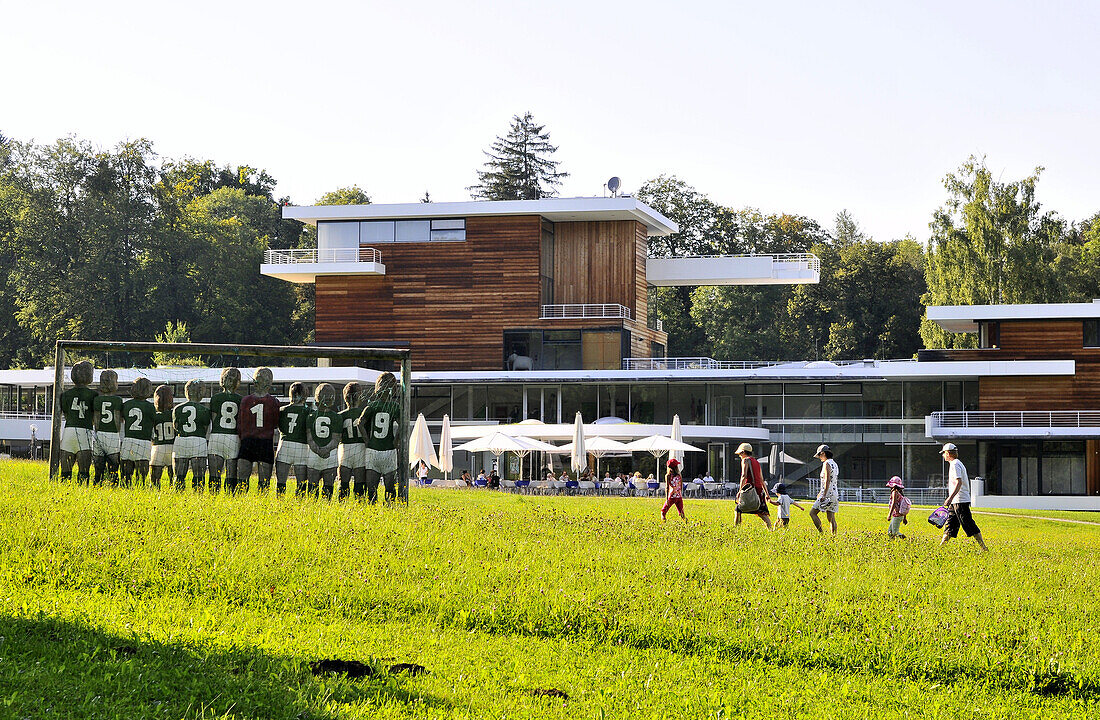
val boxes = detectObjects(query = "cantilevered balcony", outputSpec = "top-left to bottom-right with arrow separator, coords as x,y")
540,304 -> 632,320
646,253 -> 820,286
260,247 -> 386,283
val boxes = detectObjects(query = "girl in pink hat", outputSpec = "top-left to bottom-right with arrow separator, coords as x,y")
886,476 -> 911,539
661,458 -> 686,522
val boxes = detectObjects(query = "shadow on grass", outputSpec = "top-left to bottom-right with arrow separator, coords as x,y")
0,614 -> 449,719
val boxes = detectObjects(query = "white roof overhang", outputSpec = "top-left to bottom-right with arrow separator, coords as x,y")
927,302 -> 1100,333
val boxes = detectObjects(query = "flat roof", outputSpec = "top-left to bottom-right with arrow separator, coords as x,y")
282,197 -> 679,236
0,359 -> 1073,387
927,302 -> 1100,333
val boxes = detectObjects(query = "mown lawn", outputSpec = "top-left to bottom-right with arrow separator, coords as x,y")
1,458 -> 1098,719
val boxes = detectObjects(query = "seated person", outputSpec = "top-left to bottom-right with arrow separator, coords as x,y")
460,469 -> 472,486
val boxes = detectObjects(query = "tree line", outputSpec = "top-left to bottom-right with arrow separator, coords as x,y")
2,116 -> 1099,369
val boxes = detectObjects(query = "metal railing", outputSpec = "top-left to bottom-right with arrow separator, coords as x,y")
931,410 -> 1100,429
263,247 -> 383,265
650,252 -> 821,275
540,304 -> 632,320
622,357 -> 787,370
0,411 -> 52,420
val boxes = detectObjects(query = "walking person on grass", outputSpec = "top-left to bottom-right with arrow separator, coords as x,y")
939,443 -> 989,551
661,458 -> 686,522
734,443 -> 772,529
886,475 -> 910,540
809,444 -> 839,534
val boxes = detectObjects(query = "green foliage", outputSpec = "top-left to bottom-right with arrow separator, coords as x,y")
1,460 -> 1099,718
469,112 -> 568,200
151,320 -> 203,366
921,157 -> 1065,349
0,135 -> 307,364
316,186 -> 371,205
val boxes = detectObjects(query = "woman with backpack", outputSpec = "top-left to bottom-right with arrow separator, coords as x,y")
886,475 -> 910,539
734,443 -> 772,529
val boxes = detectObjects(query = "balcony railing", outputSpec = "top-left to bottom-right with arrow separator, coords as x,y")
540,304 -> 632,320
623,357 -> 787,370
931,411 -> 1100,429
263,247 -> 383,265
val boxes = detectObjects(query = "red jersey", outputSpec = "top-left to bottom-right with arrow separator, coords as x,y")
238,394 -> 281,439
741,457 -> 765,492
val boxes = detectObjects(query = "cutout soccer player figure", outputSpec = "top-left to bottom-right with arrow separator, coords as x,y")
207,367 -> 242,494
91,369 -> 123,486
173,379 -> 211,492
337,382 -> 366,500
307,383 -> 341,499
59,361 -> 97,484
237,367 -> 280,494
150,384 -> 176,489
120,377 -> 155,487
275,381 -> 312,496
356,373 -> 402,505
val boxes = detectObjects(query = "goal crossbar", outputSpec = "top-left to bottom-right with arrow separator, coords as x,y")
49,340 -> 413,499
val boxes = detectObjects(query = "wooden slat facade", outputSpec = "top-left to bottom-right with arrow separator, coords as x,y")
925,321 -> 1100,411
314,215 -> 666,371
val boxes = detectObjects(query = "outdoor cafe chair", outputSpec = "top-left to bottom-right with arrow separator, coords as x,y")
723,482 -> 739,497
631,478 -> 650,496
703,482 -> 722,497
502,479 -> 516,491
578,480 -> 596,495
474,478 -> 488,488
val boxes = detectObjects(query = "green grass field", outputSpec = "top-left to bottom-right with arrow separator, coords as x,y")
1,458 -> 1098,719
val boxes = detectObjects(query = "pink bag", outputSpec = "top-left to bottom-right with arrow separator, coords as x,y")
898,496 -> 912,515
928,505 -> 949,528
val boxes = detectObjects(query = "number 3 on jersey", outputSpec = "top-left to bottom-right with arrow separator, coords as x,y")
181,405 -> 197,433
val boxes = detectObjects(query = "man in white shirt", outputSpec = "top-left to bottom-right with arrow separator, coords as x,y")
703,472 -> 714,484
940,443 -> 989,551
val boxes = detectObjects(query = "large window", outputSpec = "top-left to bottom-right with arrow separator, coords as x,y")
1085,320 -> 1100,348
630,384 -> 669,424
986,440 -> 1086,496
317,219 -> 466,246
412,386 -> 450,420
669,384 -> 706,425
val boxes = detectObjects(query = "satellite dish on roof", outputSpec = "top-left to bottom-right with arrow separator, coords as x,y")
607,176 -> 621,196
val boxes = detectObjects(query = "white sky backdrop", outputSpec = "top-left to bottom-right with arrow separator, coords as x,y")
3,0 -> 1099,242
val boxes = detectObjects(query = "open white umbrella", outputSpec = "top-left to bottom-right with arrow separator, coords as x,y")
455,432 -> 559,482
570,412 -> 587,476
436,414 -> 453,480
670,414 -> 684,466
409,413 -> 438,482
623,434 -> 703,459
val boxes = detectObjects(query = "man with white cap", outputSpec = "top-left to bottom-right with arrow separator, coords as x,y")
939,443 -> 989,551
809,444 -> 839,534
734,442 -> 772,529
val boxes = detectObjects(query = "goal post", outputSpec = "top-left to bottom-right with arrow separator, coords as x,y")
49,340 -> 412,500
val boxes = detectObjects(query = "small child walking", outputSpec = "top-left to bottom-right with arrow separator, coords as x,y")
661,458 -> 686,522
768,483 -> 805,529
886,475 -> 911,539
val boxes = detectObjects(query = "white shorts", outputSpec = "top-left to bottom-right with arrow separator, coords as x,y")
276,439 -> 311,466
121,437 -> 151,463
93,431 -> 121,457
173,436 -> 208,460
338,443 -> 366,468
812,494 -> 840,513
364,447 -> 398,475
150,444 -> 174,467
309,448 -> 339,472
208,433 -> 239,460
61,427 -> 94,454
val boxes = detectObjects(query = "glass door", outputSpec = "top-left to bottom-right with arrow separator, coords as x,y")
708,443 -> 726,482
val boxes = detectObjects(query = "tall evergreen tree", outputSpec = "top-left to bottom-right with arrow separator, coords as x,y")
469,112 -> 568,200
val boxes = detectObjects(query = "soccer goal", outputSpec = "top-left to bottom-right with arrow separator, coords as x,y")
48,339 -> 412,500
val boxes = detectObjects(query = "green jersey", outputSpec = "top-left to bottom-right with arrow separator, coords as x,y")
152,410 -> 176,446
121,399 -> 156,441
279,403 -> 311,444
61,387 -> 98,430
173,401 -> 211,439
339,406 -> 365,444
308,410 -> 341,447
359,400 -> 401,452
93,394 -> 123,433
208,391 -> 241,435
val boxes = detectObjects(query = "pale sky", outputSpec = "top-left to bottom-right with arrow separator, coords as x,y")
4,0 -> 1099,242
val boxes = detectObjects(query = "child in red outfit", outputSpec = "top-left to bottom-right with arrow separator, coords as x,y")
661,458 -> 686,522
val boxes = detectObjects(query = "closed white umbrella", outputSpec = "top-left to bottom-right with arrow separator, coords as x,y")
560,435 -> 630,479
409,413 -> 438,481
436,414 -> 453,480
570,412 -> 587,476
670,414 -> 684,466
